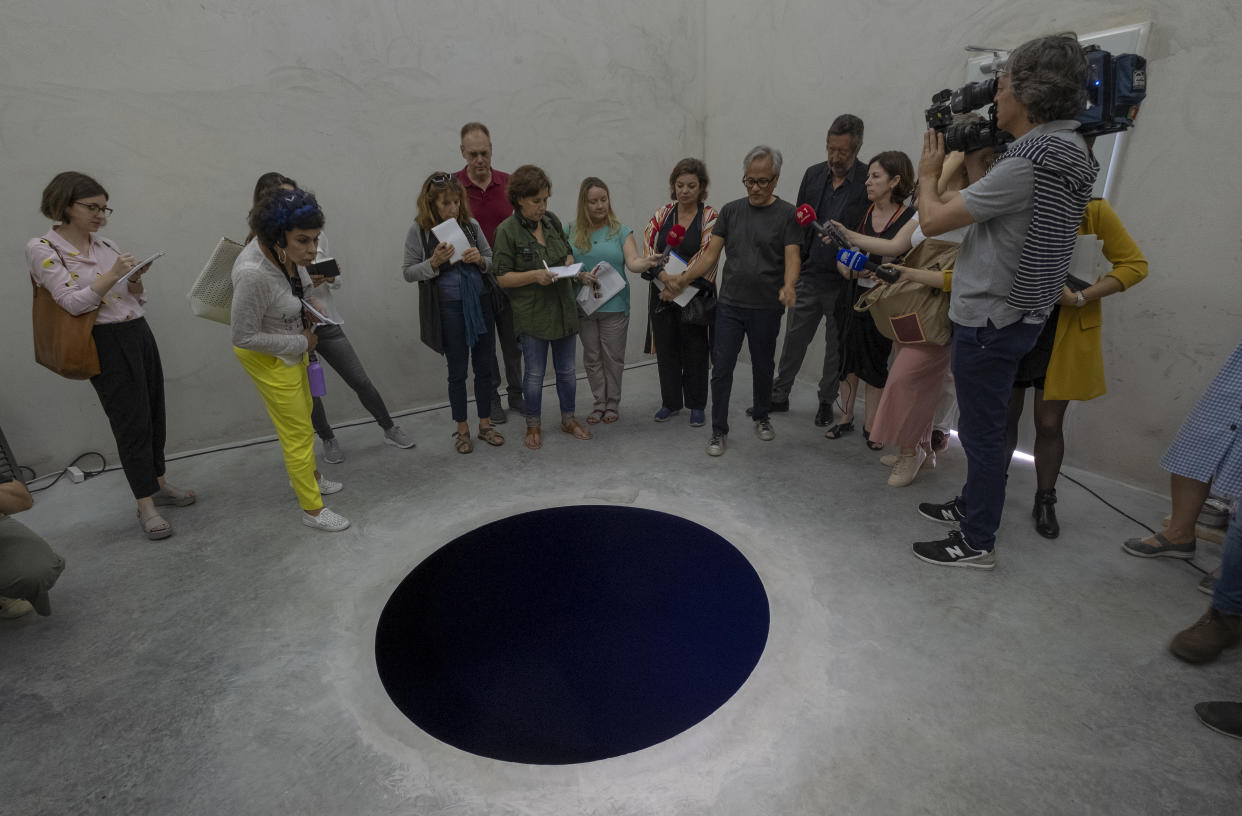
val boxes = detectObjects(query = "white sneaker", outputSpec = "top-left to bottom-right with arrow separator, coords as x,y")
0,597 -> 35,619
384,425 -> 416,449
321,437 -> 344,464
302,507 -> 350,531
317,475 -> 343,495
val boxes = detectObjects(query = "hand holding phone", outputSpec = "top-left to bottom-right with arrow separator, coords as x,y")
308,257 -> 340,279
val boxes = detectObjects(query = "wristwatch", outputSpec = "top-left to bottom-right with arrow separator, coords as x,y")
1074,290 -> 1087,308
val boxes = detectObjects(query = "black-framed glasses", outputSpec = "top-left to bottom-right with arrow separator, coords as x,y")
742,177 -> 774,188
75,202 -> 114,216
429,172 -> 452,187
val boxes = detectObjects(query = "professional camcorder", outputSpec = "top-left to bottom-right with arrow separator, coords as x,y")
923,45 -> 1147,152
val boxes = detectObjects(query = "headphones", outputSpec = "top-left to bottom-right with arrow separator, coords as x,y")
515,211 -> 541,231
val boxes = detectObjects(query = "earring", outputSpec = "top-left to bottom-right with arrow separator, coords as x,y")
277,247 -> 288,265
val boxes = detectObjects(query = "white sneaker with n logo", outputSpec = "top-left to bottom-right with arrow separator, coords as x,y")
912,530 -> 995,570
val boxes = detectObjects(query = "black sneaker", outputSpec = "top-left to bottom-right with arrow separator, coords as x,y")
912,530 -> 995,570
918,497 -> 965,526
814,402 -> 834,427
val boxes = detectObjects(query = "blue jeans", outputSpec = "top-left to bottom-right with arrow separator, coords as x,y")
441,297 -> 494,423
710,303 -> 783,436
1213,511 -> 1242,616
952,319 -> 1045,551
520,333 -> 578,421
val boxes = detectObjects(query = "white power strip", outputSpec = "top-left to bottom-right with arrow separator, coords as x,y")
67,466 -> 85,484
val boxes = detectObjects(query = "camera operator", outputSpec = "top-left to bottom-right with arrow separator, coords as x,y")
910,34 -> 1099,570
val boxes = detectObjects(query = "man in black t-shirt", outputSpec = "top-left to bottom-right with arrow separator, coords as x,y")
771,114 -> 869,427
692,146 -> 802,457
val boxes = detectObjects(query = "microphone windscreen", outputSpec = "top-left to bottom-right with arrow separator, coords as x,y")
794,204 -> 817,226
667,225 -> 686,247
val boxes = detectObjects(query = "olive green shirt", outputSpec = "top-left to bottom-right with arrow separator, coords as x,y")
492,213 -> 579,340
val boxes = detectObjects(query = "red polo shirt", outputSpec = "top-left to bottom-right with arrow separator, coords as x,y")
456,167 -> 511,245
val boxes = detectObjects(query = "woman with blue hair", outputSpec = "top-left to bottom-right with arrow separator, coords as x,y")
231,187 -> 349,531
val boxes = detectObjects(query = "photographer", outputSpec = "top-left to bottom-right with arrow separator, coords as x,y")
909,35 -> 1099,570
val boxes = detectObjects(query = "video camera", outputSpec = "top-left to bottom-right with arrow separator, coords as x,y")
923,45 -> 1147,152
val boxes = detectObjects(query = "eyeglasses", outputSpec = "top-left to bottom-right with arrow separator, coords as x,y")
429,172 -> 452,187
75,202 -> 114,216
742,177 -> 774,188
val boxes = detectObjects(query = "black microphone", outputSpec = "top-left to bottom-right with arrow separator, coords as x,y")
795,204 -> 850,247
837,248 -> 901,284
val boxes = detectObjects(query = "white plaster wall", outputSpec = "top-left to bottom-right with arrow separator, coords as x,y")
0,0 -> 704,474
704,0 -> 1242,493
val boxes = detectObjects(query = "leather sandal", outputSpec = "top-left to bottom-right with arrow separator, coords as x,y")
152,483 -> 196,507
477,426 -> 505,447
585,409 -> 605,425
138,508 -> 173,541
601,409 -> 619,424
561,419 -> 593,440
824,420 -> 854,440
453,430 -> 474,454
524,426 -> 542,450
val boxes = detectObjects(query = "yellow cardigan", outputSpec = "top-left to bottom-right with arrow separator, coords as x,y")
1043,199 -> 1148,401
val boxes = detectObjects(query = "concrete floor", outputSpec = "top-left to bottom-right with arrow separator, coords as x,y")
3,361 -> 1238,815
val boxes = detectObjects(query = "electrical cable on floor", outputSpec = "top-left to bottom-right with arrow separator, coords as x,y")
24,451 -> 108,494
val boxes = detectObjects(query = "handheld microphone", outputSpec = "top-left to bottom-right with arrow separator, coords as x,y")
794,204 -> 850,247
836,248 -> 901,284
643,224 -> 686,280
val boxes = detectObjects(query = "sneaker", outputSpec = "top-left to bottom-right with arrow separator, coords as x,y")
507,392 -> 523,412
689,409 -> 706,427
918,497 -> 965,526
1170,607 -> 1242,663
383,425 -> 416,449
706,433 -> 727,457
755,419 -> 775,441
302,507 -> 351,532
654,407 -> 679,422
317,475 -> 344,495
491,394 -> 508,425
814,402 -> 834,427
912,530 -> 995,570
0,596 -> 35,619
769,399 -> 789,413
1199,567 -> 1221,596
1194,701 -> 1242,740
1122,532 -> 1196,559
321,437 -> 344,464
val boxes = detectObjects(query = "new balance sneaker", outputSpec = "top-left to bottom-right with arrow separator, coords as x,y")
383,425 -> 416,449
912,530 -> 995,570
302,507 -> 351,532
755,419 -> 775,441
918,497 -> 966,526
654,407 -> 680,422
689,409 -> 706,427
706,433 -> 727,457
321,437 -> 344,464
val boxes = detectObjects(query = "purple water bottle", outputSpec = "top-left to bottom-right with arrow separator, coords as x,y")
307,352 -> 327,397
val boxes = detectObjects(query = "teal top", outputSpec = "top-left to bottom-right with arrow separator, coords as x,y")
565,222 -> 633,314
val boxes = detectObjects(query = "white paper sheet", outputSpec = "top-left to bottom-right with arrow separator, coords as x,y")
575,262 -> 626,316
431,218 -> 471,263
546,262 -> 584,280
301,298 -> 342,326
652,251 -> 698,307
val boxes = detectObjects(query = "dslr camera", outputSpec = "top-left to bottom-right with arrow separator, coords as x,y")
924,45 -> 1147,152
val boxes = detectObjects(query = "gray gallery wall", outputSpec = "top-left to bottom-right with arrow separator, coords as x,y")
3,0 -> 1238,494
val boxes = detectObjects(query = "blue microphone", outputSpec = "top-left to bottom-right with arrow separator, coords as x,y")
836,248 -> 900,283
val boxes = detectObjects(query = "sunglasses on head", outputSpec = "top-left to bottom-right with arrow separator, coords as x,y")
430,172 -> 452,187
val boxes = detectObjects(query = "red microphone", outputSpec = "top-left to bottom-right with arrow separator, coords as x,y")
666,224 -> 686,248
795,204 -> 849,246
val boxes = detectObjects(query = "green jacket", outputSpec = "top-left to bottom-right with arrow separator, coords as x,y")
492,212 -> 578,340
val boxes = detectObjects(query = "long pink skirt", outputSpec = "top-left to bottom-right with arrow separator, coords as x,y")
868,343 -> 952,448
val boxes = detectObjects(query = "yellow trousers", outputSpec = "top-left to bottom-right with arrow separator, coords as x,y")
234,347 -> 321,512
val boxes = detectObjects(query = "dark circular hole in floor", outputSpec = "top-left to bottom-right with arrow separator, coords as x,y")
374,505 -> 769,765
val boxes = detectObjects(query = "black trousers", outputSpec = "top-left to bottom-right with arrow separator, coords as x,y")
90,318 -> 166,499
650,300 -> 710,411
489,299 -> 524,399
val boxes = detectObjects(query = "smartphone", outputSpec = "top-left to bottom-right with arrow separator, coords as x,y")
117,252 -> 165,284
309,257 -> 340,279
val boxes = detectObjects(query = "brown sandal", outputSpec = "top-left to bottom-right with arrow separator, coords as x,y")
561,419 -> 593,440
138,508 -> 173,541
477,426 -> 505,447
585,409 -> 605,425
524,426 -> 542,450
453,430 -> 474,454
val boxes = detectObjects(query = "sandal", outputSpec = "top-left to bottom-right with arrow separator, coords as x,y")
453,430 -> 474,454
561,419 -> 593,440
524,426 -> 542,450
477,426 -> 505,447
586,409 -> 605,425
138,508 -> 173,541
864,428 -> 883,451
601,409 -> 619,424
824,420 -> 855,440
153,483 -> 196,507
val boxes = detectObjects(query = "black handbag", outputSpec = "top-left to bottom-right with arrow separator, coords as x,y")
680,280 -> 717,326
417,230 -> 445,354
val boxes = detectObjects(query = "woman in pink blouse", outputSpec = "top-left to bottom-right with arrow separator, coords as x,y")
25,172 -> 195,541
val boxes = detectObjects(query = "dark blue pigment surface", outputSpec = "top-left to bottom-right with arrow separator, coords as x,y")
374,505 -> 769,764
